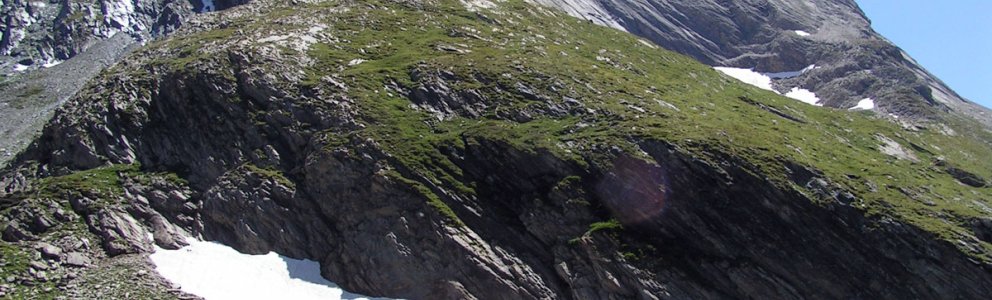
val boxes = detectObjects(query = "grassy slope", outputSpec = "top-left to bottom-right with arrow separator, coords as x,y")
35,0 -> 992,261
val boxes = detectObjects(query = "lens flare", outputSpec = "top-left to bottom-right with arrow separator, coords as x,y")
595,156 -> 669,224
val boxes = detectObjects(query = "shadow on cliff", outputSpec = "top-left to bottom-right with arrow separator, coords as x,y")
281,256 -> 390,300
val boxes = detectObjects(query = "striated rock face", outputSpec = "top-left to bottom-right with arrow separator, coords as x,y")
1,0 -> 991,299
0,0 -> 193,72
0,0 -> 256,168
529,0 -> 992,127
0,0 -> 196,170
0,0 -> 253,71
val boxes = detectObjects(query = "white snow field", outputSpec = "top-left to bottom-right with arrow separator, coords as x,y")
794,30 -> 811,37
150,238 -> 394,300
714,67 -> 776,92
784,87 -> 822,106
850,98 -> 875,110
715,67 -> 824,106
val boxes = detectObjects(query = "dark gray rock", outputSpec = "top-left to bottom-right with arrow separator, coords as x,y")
37,242 -> 62,260
91,209 -> 152,256
200,164 -> 310,255
945,166 -> 987,188
28,260 -> 47,271
972,218 -> 992,244
2,221 -> 32,242
148,214 -> 187,250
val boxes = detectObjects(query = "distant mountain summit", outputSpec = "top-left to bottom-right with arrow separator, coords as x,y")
530,0 -> 992,127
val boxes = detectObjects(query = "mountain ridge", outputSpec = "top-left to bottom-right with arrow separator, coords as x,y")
0,0 -> 990,299
528,0 -> 992,128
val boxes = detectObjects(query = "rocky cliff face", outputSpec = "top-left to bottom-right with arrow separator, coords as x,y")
0,0 -> 193,70
1,0 -> 991,299
0,0 -> 225,168
529,0 -> 992,128
0,0 -> 251,71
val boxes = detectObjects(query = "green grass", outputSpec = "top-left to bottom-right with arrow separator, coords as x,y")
144,27 -> 239,73
568,219 -> 623,244
0,162 -> 190,296
587,219 -> 623,234
0,242 -> 31,279
1,238 -> 62,299
38,164 -> 139,200
66,0 -> 992,261
243,164 -> 296,189
385,170 -> 465,227
31,164 -> 188,213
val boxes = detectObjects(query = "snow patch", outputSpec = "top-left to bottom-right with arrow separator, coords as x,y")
794,30 -> 811,37
348,59 -> 367,66
150,238 -> 390,300
715,67 -> 824,106
714,67 -> 775,92
40,56 -> 65,69
12,64 -> 29,72
850,98 -> 874,110
785,87 -> 822,106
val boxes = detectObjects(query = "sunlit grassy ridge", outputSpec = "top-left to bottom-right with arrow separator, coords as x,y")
113,0 -> 992,259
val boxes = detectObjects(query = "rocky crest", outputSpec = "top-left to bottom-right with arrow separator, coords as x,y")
529,0 -> 992,127
1,0 -> 991,299
0,1 -> 258,169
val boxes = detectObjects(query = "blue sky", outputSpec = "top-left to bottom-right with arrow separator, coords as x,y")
855,1 -> 992,108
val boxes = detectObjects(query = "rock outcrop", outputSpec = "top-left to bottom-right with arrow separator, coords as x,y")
1,0 -> 991,299
0,1 -> 259,169
0,0 -> 194,169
